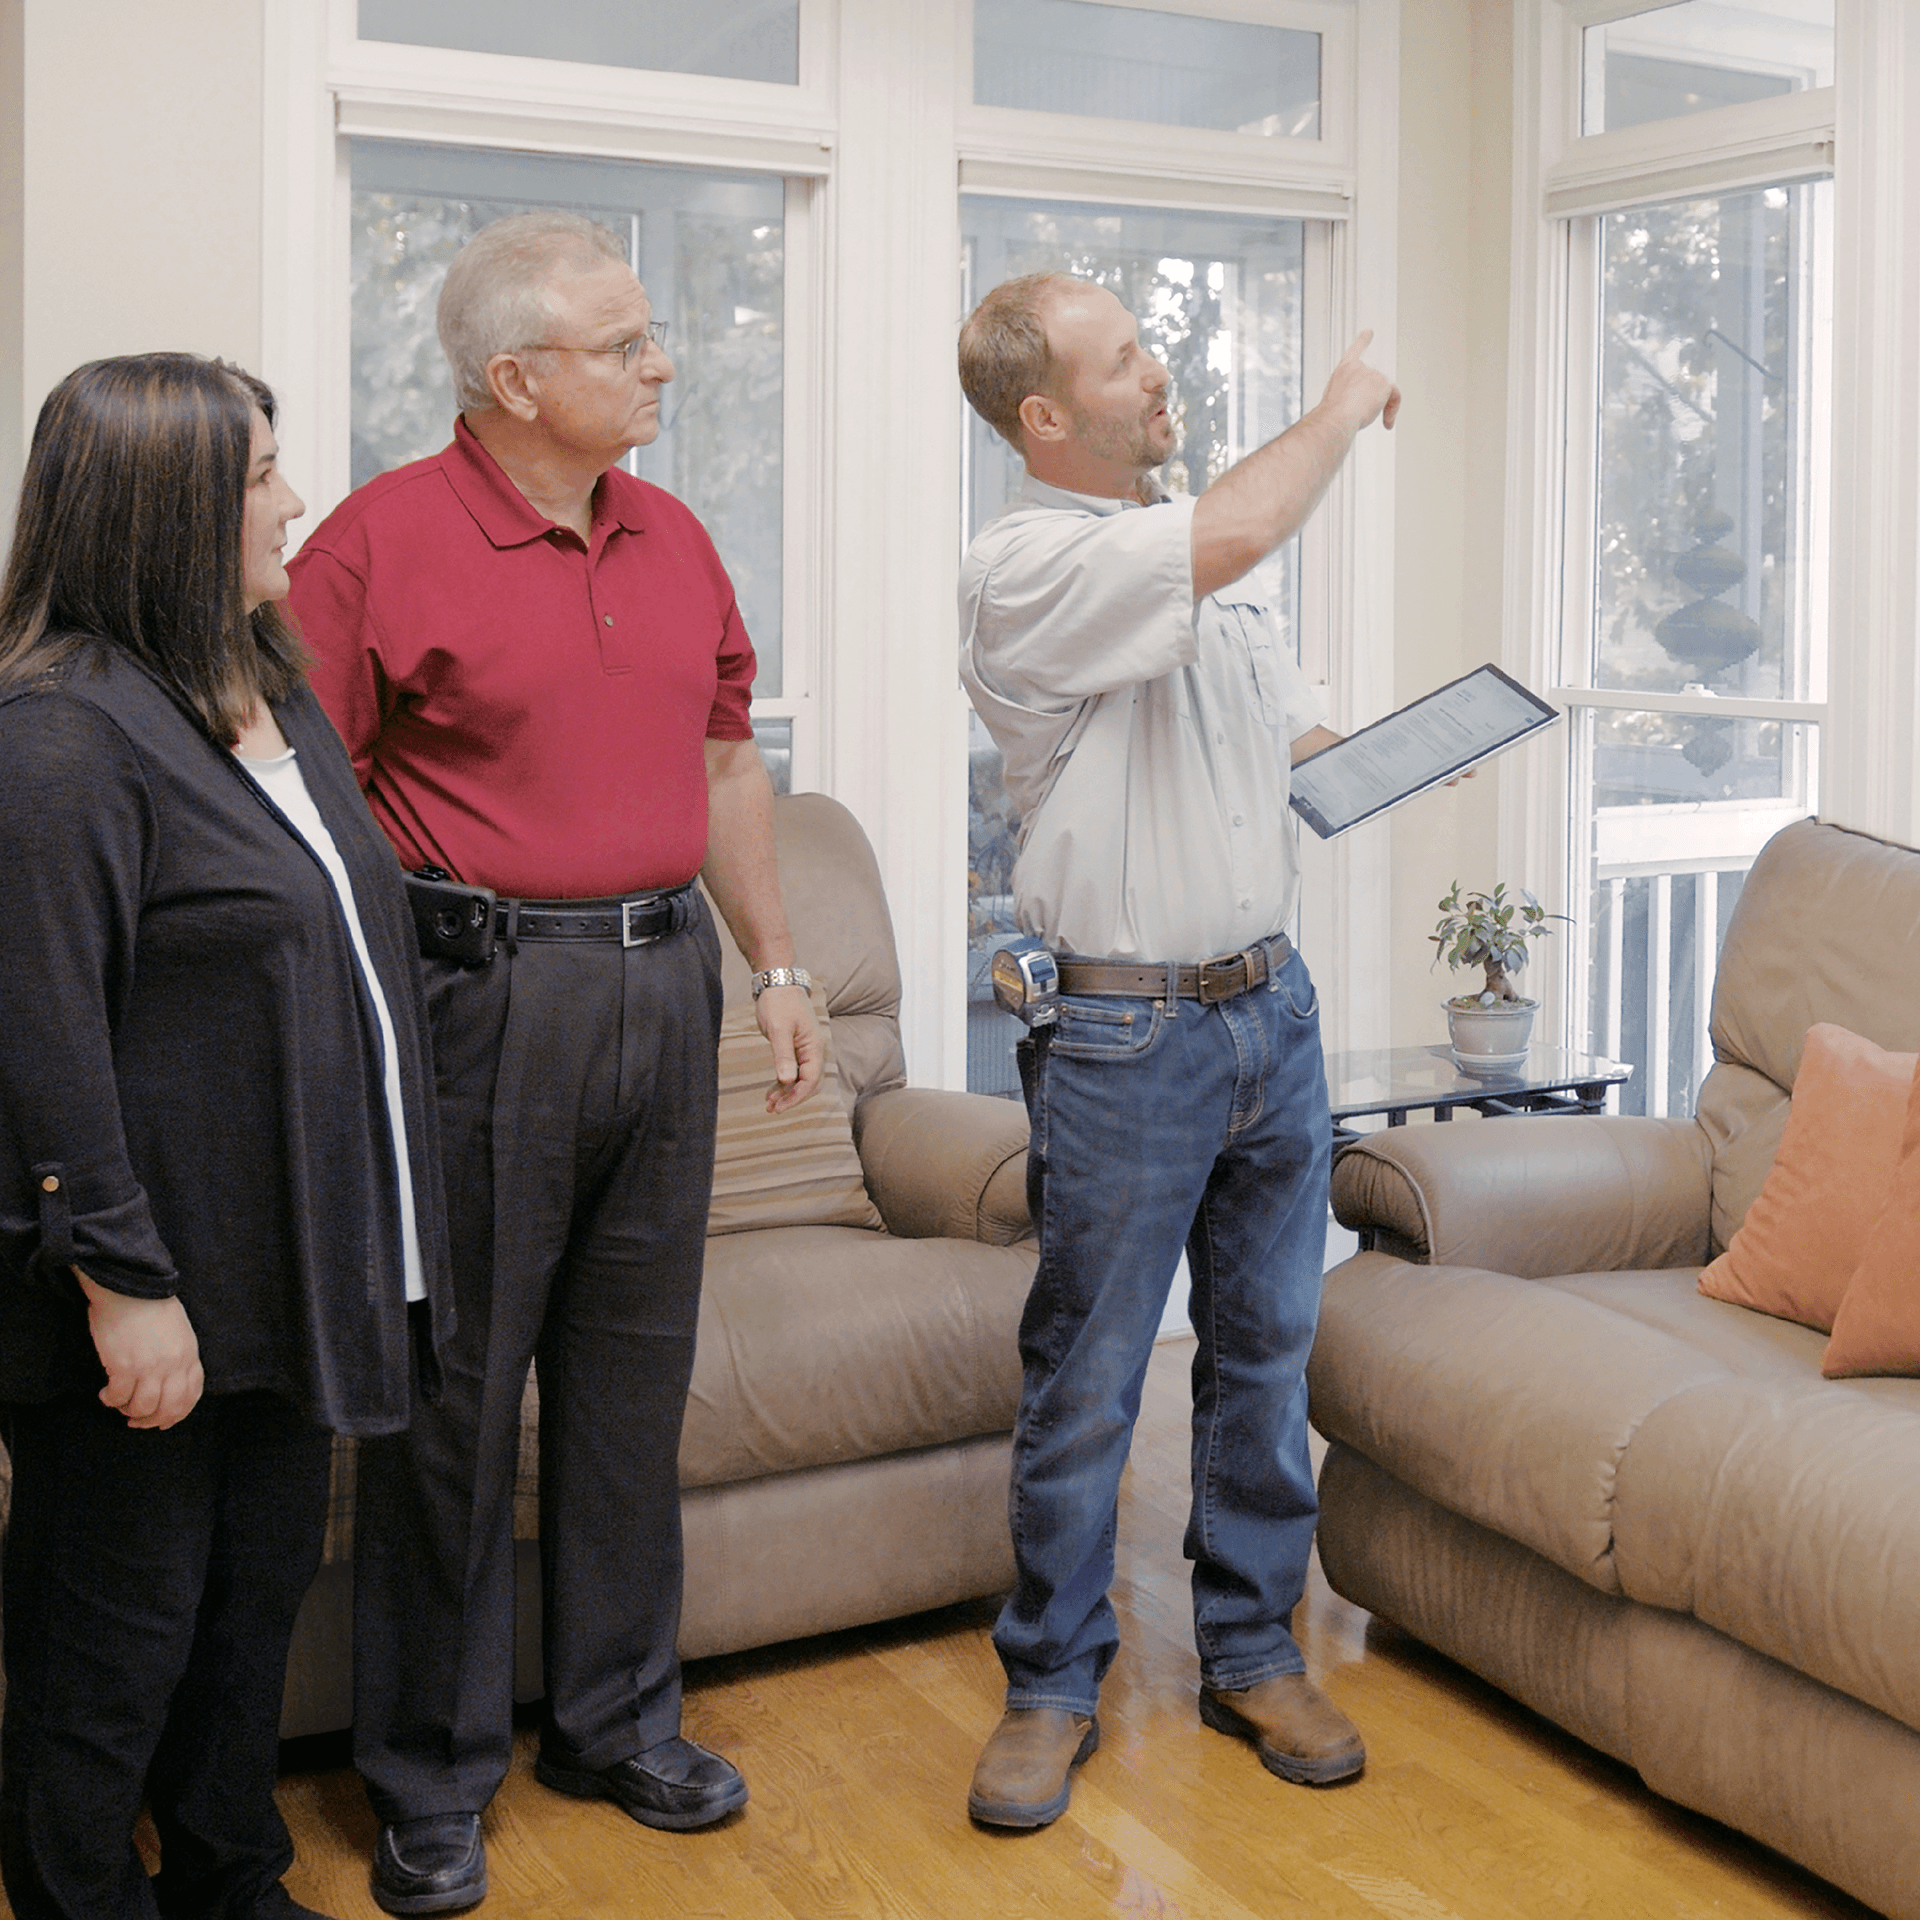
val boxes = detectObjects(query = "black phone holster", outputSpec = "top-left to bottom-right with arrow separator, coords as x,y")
404,867 -> 497,967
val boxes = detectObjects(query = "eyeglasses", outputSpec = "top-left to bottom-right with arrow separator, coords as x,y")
523,319 -> 669,369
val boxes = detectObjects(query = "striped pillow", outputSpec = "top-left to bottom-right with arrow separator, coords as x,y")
707,985 -> 885,1236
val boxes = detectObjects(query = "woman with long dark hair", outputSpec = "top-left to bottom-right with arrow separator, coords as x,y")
0,355 -> 448,1920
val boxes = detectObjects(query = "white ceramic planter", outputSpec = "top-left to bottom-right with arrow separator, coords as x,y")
1444,997 -> 1537,1075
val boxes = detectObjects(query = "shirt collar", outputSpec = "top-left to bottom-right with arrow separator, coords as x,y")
1018,471 -> 1174,517
442,417 -> 649,548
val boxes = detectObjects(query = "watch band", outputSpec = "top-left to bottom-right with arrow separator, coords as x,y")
750,966 -> 813,999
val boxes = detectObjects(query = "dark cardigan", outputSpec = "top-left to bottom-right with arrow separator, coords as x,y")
0,650 -> 449,1436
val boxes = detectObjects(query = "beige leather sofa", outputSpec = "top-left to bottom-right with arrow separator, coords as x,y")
280,793 -> 1035,1737
1309,819 -> 1920,1920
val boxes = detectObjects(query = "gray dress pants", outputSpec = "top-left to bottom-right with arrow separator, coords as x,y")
351,900 -> 724,1821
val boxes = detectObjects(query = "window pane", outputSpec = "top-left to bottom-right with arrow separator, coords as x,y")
1582,2 -> 1833,136
959,196 -> 1305,1095
357,0 -> 799,86
349,141 -> 785,695
1590,707 -> 1812,811
974,0 -> 1319,139
1592,182 -> 1829,705
1573,167 -> 1829,1123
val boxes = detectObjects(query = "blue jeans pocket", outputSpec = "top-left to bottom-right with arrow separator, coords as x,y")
1277,955 -> 1319,1021
1046,995 -> 1166,1060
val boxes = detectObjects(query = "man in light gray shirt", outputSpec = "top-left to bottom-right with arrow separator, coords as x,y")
957,272 -> 1398,1828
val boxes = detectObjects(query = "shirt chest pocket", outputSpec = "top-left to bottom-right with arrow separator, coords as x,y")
1217,602 -> 1286,731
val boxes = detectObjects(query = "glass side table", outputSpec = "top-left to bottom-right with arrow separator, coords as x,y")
1326,1043 -> 1632,1148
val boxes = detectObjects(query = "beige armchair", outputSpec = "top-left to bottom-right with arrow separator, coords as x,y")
281,793 -> 1034,1736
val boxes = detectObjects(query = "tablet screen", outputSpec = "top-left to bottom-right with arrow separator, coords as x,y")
1289,664 -> 1559,839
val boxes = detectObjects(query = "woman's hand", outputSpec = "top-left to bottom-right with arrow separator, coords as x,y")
74,1268 -> 204,1429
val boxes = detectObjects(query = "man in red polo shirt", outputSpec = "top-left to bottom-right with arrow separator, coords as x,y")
287,211 -> 820,1918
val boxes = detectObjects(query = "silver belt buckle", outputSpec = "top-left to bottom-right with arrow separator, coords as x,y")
622,896 -> 662,947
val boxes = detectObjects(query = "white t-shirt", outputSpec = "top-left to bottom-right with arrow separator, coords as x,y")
236,746 -> 426,1304
959,474 -> 1327,962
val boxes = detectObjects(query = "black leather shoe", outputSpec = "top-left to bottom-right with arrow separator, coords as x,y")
534,1736 -> 748,1831
370,1813 -> 487,1916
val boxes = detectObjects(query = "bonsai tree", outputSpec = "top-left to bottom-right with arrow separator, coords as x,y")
1432,881 -> 1567,1007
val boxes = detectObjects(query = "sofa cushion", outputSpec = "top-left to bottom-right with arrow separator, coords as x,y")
679,1224 -> 1033,1487
1825,1057 -> 1920,1377
1696,1023 -> 1915,1331
1614,1375 -> 1920,1738
1543,1269 -> 1828,1378
1308,1253 -> 1727,1596
708,987 -> 885,1236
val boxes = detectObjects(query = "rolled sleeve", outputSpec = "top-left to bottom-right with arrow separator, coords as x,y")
964,492 -> 1198,709
705,594 -> 758,742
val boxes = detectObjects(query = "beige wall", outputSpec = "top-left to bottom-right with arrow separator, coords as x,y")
0,0 -> 264,529
1387,0 -> 1513,1044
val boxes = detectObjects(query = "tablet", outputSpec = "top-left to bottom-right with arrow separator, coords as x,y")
1289,663 -> 1559,840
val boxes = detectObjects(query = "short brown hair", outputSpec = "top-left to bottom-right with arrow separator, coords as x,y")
958,272 -> 1078,450
0,354 -> 308,743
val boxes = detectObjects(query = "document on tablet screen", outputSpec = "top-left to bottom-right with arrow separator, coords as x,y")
1289,664 -> 1559,840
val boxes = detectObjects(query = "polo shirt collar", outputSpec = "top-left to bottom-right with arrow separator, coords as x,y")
1020,471 -> 1173,517
443,417 -> 650,548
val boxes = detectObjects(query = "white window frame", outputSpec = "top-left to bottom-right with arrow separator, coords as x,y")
1502,0 -> 1858,1071
263,0 -> 1404,1085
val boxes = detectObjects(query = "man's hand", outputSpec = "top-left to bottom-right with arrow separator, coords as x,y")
75,1267 -> 203,1429
1322,330 -> 1400,434
1191,329 -> 1400,600
755,983 -> 823,1113
702,737 -> 823,1113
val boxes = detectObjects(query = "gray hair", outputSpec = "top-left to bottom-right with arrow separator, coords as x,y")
437,211 -> 629,412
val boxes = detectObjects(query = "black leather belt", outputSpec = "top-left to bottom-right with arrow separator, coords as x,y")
1056,934 -> 1291,1005
495,881 -> 696,946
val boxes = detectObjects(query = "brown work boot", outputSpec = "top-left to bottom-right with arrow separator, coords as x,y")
967,1707 -> 1099,1828
1199,1675 -> 1365,1784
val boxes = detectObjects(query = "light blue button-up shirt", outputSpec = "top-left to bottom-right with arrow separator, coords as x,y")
960,474 -> 1326,963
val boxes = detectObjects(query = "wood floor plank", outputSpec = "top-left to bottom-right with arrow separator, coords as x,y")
2,1336 -> 1879,1920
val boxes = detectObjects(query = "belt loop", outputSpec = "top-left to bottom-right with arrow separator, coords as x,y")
1265,933 -> 1284,992
1163,957 -> 1180,1018
502,896 -> 521,958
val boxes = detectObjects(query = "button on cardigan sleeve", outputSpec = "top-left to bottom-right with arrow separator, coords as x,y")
0,691 -> 180,1298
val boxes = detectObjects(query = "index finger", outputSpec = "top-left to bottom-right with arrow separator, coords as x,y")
1341,329 -> 1375,362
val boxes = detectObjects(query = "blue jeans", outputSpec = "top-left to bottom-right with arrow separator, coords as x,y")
995,941 -> 1331,1716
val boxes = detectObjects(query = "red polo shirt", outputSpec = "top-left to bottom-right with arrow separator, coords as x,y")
287,420 -> 756,900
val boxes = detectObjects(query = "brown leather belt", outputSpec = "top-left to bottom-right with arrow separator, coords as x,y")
1056,935 -> 1292,1005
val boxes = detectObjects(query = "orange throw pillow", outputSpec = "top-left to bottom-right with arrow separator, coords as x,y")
1697,1023 -> 1917,1332
1824,1057 -> 1920,1377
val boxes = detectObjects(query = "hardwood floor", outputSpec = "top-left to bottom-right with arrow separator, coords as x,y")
42,1335 -> 1878,1920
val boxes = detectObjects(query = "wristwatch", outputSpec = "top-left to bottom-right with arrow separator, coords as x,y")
750,966 -> 812,1000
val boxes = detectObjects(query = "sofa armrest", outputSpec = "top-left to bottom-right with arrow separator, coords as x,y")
853,1086 -> 1032,1245
1331,1114 -> 1712,1276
